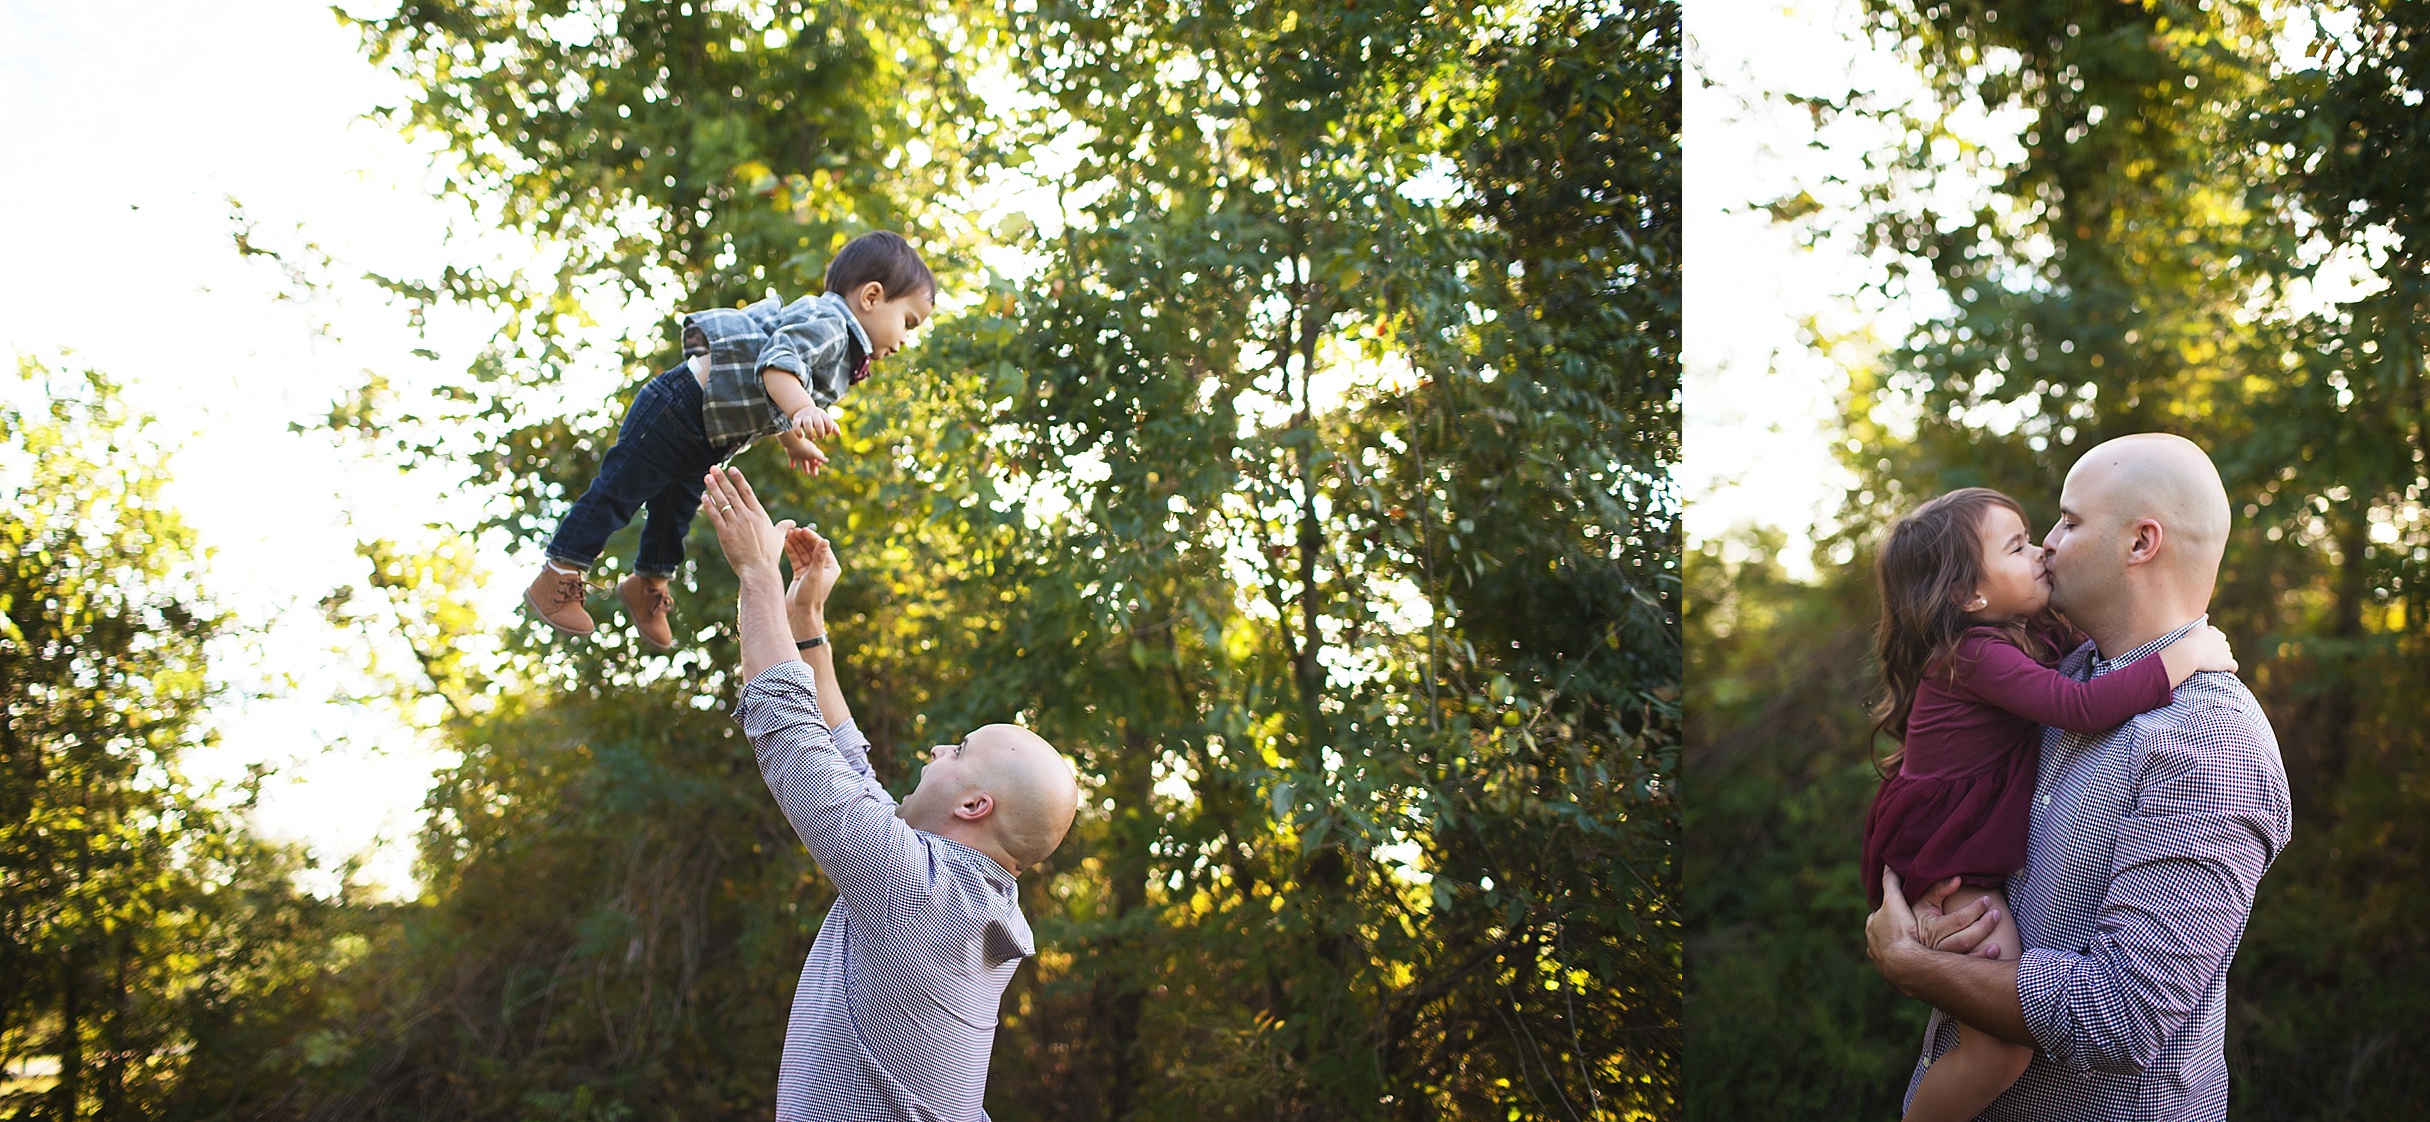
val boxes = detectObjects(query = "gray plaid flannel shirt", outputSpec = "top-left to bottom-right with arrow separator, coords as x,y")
682,291 -> 872,454
1906,616 -> 2292,1121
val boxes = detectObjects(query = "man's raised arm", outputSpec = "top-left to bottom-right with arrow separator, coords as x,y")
703,468 -> 926,919
703,468 -> 802,683
782,526 -> 854,733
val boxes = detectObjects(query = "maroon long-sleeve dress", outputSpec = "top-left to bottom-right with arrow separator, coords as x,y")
1861,623 -> 2171,908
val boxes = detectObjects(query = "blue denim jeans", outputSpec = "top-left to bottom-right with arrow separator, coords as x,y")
546,365 -> 721,578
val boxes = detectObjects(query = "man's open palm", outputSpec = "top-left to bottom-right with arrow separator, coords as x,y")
703,467 -> 792,577
785,526 -> 842,618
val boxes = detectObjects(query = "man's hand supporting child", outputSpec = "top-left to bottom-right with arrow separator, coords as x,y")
1868,869 -> 2037,1047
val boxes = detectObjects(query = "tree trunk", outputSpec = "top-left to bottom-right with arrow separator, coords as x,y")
1098,716 -> 1155,1120
100,933 -> 127,1120
2313,506 -> 2371,812
56,943 -> 82,1122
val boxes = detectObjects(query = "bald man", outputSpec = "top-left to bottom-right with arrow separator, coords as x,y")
702,467 -> 1080,1122
1866,434 -> 2292,1121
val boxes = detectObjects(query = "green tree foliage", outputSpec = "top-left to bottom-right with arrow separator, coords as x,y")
2225,3 -> 2430,1110
1684,535 -> 1913,1120
228,2 -> 1677,1120
937,2 -> 1679,1117
1689,1 -> 2430,1115
0,359 -> 362,1121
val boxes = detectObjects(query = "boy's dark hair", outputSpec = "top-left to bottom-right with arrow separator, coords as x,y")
824,231 -> 936,303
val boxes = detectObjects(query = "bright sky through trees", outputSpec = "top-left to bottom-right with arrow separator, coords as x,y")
1684,0 -> 1883,568
0,0 -> 507,893
1686,0 -> 2026,572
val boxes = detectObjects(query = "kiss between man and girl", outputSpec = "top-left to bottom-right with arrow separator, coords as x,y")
1859,433 -> 2294,1122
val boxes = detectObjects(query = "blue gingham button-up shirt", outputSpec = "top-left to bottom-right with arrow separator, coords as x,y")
735,661 -> 1033,1122
1906,617 -> 2292,1121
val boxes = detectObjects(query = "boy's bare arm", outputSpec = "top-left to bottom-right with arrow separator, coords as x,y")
762,365 -> 840,440
761,364 -> 817,416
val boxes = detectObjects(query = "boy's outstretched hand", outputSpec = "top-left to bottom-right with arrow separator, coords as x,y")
778,428 -> 830,475
790,402 -> 841,441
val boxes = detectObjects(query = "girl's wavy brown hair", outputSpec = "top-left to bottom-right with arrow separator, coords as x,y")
1871,486 -> 2062,778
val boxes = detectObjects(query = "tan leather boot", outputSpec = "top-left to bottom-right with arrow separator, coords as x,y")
619,575 -> 676,650
522,561 -> 595,637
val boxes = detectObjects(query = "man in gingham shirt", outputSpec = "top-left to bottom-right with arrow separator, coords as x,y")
701,466 -> 1081,1122
1867,434 -> 2293,1121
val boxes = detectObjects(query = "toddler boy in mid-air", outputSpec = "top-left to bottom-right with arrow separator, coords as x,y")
523,231 -> 935,649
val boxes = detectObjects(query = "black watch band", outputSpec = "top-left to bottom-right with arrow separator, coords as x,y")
795,634 -> 828,651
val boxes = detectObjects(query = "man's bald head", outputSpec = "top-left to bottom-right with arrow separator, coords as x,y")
963,724 -> 1080,869
897,723 -> 1080,873
2046,432 -> 2232,647
2065,433 -> 2231,573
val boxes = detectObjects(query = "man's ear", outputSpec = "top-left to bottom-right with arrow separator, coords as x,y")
952,790 -> 995,822
2126,518 -> 2165,566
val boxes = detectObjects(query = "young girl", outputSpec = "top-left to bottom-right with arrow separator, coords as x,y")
1861,486 -> 2236,1122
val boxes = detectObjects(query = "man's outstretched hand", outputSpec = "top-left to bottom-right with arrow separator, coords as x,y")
702,467 -> 800,681
784,525 -> 841,630
703,467 -> 793,579
782,526 -> 854,730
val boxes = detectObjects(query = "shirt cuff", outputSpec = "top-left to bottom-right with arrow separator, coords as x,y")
2016,947 -> 2084,1073
731,659 -> 823,734
756,352 -> 804,381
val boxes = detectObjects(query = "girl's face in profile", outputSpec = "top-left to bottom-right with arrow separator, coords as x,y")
1967,504 -> 2052,620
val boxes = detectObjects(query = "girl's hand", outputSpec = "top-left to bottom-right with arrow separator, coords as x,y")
2157,624 -> 2237,686
791,402 -> 840,441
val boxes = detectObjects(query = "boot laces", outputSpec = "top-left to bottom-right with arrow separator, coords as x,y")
547,568 -> 588,607
637,582 -> 672,615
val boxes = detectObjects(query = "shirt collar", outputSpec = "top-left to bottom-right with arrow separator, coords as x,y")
816,290 -> 874,358
932,834 -> 1019,890
2092,615 -> 2207,676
